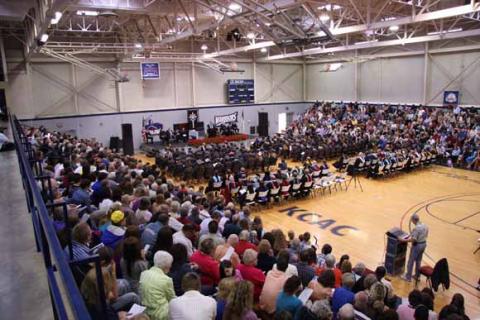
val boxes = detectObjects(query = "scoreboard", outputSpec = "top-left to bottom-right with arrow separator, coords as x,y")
227,79 -> 254,104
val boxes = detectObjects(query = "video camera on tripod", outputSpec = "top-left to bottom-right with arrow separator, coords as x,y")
345,157 -> 364,191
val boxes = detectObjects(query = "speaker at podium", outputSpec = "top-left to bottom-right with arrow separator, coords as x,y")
385,227 -> 408,276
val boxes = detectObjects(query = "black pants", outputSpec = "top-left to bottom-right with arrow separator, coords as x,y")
0,142 -> 14,152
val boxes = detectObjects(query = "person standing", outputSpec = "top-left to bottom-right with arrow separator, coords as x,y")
402,213 -> 429,282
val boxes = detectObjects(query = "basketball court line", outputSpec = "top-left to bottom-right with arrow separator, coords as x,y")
453,210 -> 480,224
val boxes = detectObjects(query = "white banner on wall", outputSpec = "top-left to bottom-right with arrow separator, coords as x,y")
214,112 -> 238,126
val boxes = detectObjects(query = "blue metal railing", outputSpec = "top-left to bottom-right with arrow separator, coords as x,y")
10,115 -> 91,320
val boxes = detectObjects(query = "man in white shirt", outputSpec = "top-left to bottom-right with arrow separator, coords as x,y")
199,211 -> 220,236
172,224 -> 195,257
168,272 -> 216,320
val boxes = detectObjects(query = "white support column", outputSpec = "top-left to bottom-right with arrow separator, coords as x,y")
173,62 -> 178,107
115,81 -> 122,112
71,64 -> 79,114
302,62 -> 306,101
253,55 -> 257,103
423,42 -> 429,105
191,62 -> 196,107
270,63 -> 274,102
354,49 -> 359,101
115,63 -> 122,112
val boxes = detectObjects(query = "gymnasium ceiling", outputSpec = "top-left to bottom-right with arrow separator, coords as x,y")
1,0 -> 480,64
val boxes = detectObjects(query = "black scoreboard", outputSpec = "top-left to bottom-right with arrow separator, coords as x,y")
227,79 -> 254,104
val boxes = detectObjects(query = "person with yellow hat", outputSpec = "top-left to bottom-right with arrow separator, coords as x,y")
100,210 -> 126,250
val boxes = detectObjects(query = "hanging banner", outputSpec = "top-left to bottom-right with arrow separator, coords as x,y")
443,91 -> 459,105
214,112 -> 238,126
140,62 -> 160,80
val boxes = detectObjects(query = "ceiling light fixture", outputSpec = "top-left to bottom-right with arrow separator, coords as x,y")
427,28 -> 462,36
76,10 -> 99,16
328,63 -> 343,71
246,32 -> 255,39
260,47 -> 267,53
50,11 -> 62,24
228,3 -> 242,11
389,25 -> 399,32
319,14 -> 330,23
39,33 -> 49,43
201,44 -> 208,51
135,43 -> 143,48
227,3 -> 242,16
317,4 -> 342,11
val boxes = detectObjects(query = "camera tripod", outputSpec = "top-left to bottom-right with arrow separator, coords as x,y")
346,173 -> 363,192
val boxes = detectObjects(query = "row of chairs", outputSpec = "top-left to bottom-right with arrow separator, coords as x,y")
342,154 -> 438,178
369,154 -> 437,178
228,172 -> 349,209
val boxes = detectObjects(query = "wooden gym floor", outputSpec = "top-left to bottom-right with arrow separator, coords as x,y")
135,153 -> 480,317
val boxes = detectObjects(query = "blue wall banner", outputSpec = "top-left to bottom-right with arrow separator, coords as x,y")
140,62 -> 160,80
443,91 -> 459,105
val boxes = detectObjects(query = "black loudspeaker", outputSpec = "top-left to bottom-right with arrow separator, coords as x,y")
250,126 -> 256,134
109,136 -> 121,151
121,123 -> 134,155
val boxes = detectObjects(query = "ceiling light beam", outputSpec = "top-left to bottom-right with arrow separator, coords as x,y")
331,3 -> 480,36
203,40 -> 275,58
264,28 -> 480,61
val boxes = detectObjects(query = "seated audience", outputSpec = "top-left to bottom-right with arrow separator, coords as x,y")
332,272 -> 356,317
256,239 -> 277,273
275,275 -> 303,317
168,272 -> 216,320
139,251 -> 176,320
259,250 -> 290,314
120,236 -> 148,293
237,248 -> 266,301
216,277 -> 236,320
190,238 -> 220,288
223,280 -> 259,320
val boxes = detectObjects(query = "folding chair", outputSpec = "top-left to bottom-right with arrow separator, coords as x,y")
269,186 -> 280,204
302,180 -> 314,197
415,258 -> 449,292
256,190 -> 269,207
245,191 -> 257,208
291,182 -> 302,198
280,185 -> 291,201
334,172 -> 348,191
313,177 -> 323,196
